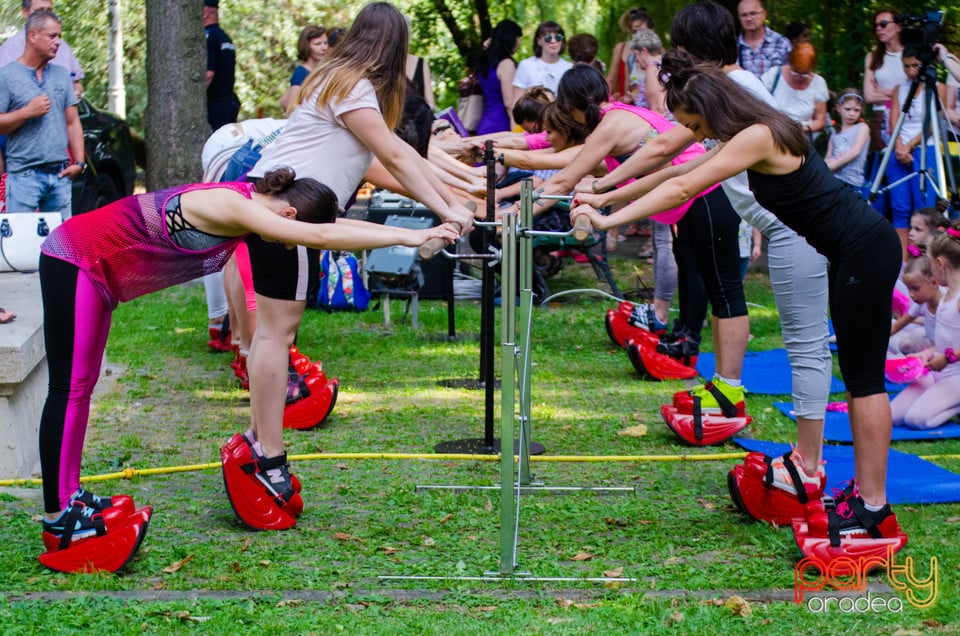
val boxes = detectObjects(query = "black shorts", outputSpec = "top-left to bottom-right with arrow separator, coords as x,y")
246,233 -> 318,302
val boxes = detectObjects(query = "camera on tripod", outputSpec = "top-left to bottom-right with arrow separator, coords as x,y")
895,10 -> 945,66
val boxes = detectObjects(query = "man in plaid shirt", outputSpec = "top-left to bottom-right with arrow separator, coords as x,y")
736,0 -> 791,78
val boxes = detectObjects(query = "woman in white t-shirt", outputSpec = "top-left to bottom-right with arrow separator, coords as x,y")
238,2 -> 472,520
761,43 -> 828,142
864,9 -> 906,149
512,21 -> 574,103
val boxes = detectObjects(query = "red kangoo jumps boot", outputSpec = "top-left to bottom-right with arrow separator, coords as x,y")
625,338 -> 698,380
661,403 -> 751,446
605,309 -> 663,348
727,451 -> 825,526
283,374 -> 340,430
38,503 -> 152,574
221,435 -> 301,530
793,494 -> 907,576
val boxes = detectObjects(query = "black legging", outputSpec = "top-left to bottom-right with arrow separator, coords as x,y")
830,224 -> 902,397
672,187 -> 748,340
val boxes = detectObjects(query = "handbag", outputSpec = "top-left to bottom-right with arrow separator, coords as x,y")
0,212 -> 64,273
456,73 -> 484,134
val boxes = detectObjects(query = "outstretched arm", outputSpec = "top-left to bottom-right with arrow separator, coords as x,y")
570,126 -> 772,230
576,124 -> 697,195
573,145 -> 720,209
343,107 -> 474,232
187,189 -> 461,251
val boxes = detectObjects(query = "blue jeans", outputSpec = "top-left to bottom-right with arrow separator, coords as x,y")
885,146 -> 939,229
6,167 -> 72,219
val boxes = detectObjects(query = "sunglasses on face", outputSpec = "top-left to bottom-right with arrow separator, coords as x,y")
790,70 -> 813,79
541,34 -> 564,43
875,20 -> 892,29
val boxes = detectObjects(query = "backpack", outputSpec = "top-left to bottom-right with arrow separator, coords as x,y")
316,250 -> 370,311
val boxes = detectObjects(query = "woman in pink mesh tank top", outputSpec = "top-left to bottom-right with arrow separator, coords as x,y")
34,167 -> 458,573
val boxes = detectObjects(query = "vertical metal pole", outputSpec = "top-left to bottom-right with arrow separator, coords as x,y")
499,212 -> 518,575
481,141 -> 497,449
517,181 -> 534,485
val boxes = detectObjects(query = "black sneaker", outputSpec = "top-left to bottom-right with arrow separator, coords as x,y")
821,479 -> 857,510
251,443 -> 297,506
656,334 -> 700,366
41,502 -> 126,549
70,487 -> 133,513
825,495 -> 900,547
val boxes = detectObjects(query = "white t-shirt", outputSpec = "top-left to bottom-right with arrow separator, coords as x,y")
874,50 -> 907,93
761,67 -> 829,127
512,56 -> 574,95
249,78 -> 381,206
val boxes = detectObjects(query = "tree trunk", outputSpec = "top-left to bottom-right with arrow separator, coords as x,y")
144,0 -> 205,190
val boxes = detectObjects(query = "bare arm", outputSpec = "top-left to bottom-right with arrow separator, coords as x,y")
945,81 -> 960,127
863,53 -> 893,105
499,145 -> 587,171
806,101 -> 827,133
573,145 -> 720,209
59,105 -> 85,180
343,107 -> 474,231
279,85 -> 299,113
184,188 -> 461,251
576,124 -> 696,194
570,126 -> 774,230
0,93 -> 50,134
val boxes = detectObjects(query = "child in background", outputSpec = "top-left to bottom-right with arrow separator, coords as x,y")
824,88 -> 870,189
907,204 -> 949,250
892,204 -> 949,314
890,222 -> 960,429
889,246 -> 942,355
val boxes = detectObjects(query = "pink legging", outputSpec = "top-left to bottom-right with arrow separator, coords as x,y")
233,241 -> 257,312
39,255 -> 113,513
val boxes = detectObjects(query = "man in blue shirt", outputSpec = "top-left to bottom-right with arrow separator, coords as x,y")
204,0 -> 240,131
0,9 -> 84,218
736,0 -> 791,78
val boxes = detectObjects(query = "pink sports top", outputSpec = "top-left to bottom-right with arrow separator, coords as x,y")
600,102 -> 718,224
41,181 -> 253,306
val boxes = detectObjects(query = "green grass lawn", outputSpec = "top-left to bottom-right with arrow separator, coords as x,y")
1,255 -> 957,634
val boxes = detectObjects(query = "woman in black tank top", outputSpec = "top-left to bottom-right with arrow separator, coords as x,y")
571,52 -> 905,562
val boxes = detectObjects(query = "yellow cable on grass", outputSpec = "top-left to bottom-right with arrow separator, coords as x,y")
2,452 -> 959,488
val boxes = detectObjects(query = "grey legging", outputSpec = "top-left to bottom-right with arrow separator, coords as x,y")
651,219 -> 677,304
764,221 -> 832,419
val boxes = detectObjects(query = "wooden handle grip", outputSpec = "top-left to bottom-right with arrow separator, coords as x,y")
572,215 -> 592,242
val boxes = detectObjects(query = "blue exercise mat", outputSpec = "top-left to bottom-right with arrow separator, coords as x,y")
734,438 -> 960,504
694,349 -> 845,395
773,401 -> 960,443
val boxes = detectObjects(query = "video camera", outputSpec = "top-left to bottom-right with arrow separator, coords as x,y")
895,10 -> 945,66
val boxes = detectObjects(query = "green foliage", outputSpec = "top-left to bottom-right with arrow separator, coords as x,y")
17,2 -> 958,138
